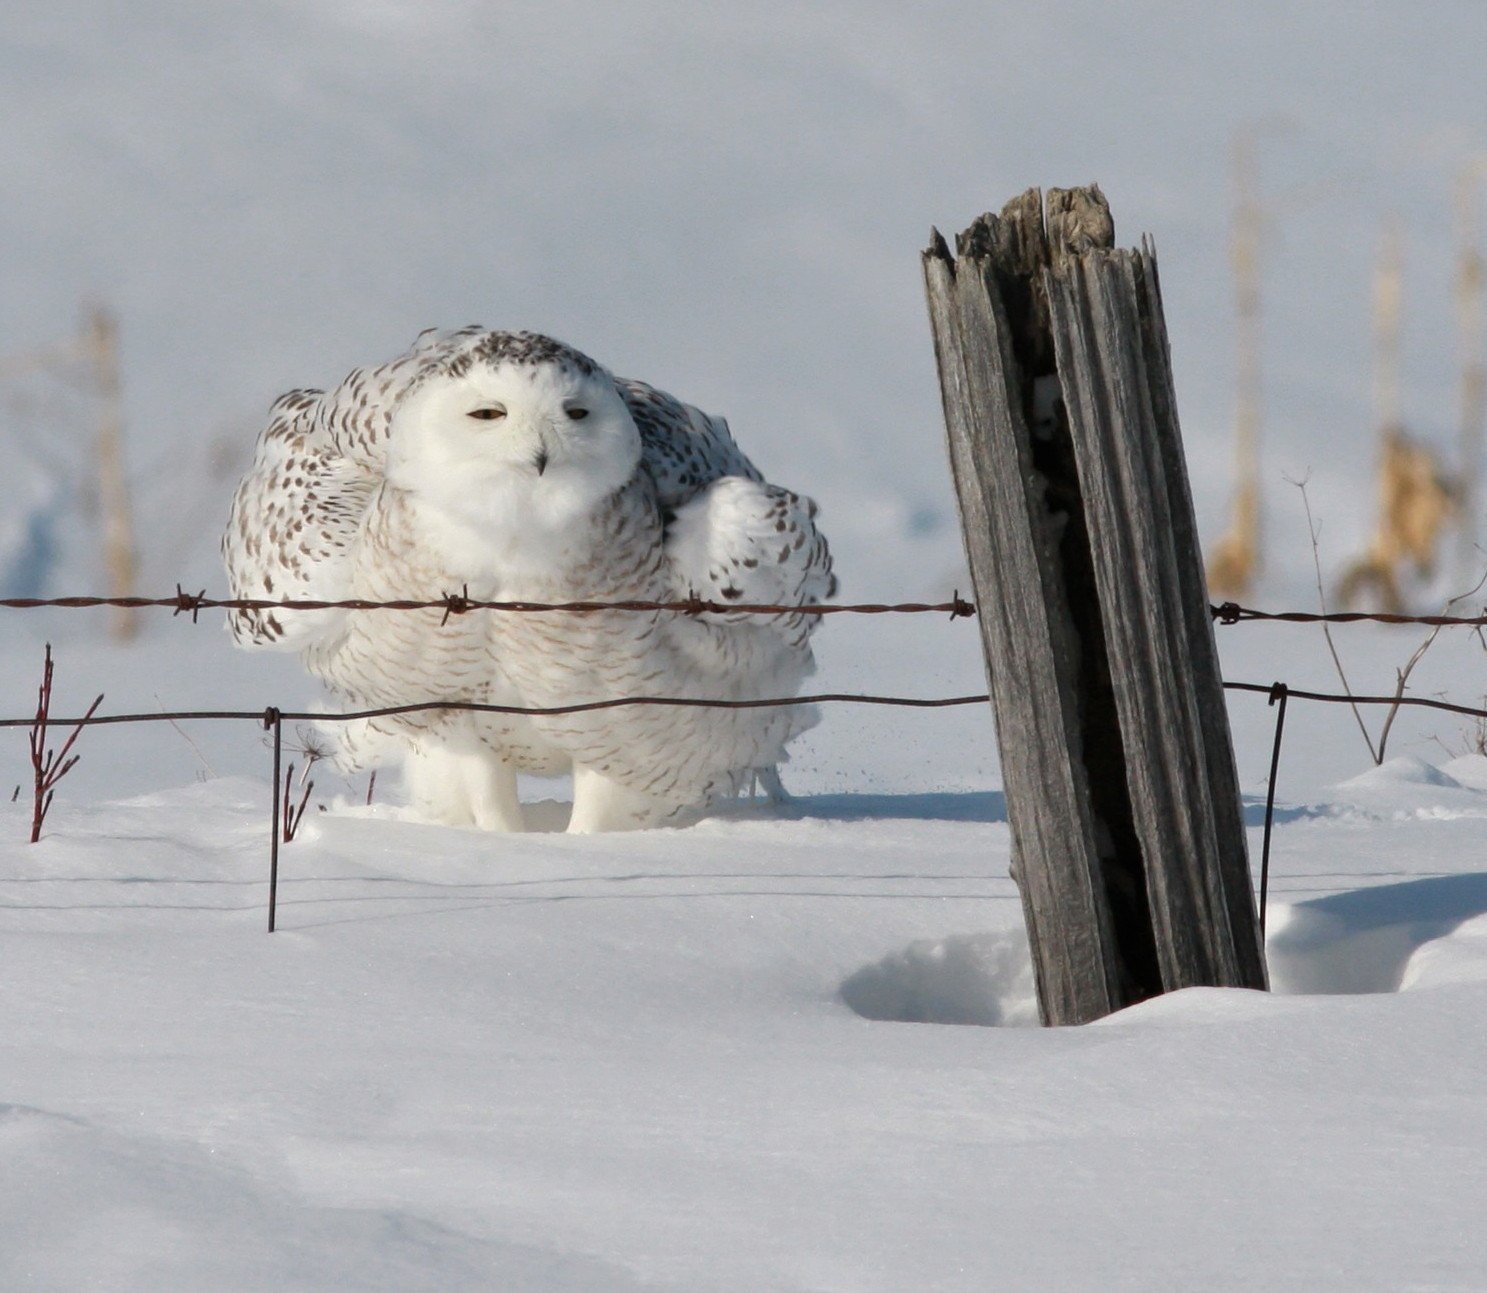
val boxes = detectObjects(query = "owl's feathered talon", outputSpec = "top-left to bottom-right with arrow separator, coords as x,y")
749,766 -> 792,805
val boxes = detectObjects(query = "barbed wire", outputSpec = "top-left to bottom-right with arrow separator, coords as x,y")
8,589 -> 1487,632
0,586 -> 977,622
1212,601 -> 1487,628
9,569 -> 1485,937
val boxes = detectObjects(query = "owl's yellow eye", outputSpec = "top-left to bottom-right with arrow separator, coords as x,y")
468,406 -> 506,421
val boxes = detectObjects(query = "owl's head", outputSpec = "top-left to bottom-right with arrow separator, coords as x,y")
386,331 -> 641,530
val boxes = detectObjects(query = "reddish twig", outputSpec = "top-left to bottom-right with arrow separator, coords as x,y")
281,761 -> 314,844
27,644 -> 103,842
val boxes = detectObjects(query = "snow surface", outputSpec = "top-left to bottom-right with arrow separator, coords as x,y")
5,615 -> 1487,1290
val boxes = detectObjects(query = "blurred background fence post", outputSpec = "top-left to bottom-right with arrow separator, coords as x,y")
85,306 -> 138,643
1207,130 -> 1265,600
1456,158 -> 1487,585
0,305 -> 139,642
923,185 -> 1268,1027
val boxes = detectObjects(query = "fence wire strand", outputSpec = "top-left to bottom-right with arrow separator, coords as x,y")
0,691 -> 995,731
7,590 -> 1487,632
1212,601 -> 1487,628
6,582 -> 1480,937
4,679 -> 1482,735
0,587 -> 977,621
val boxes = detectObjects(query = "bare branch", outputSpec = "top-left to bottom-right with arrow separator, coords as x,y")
1290,477 -> 1379,762
1377,565 -> 1487,761
28,645 -> 104,842
281,763 -> 314,844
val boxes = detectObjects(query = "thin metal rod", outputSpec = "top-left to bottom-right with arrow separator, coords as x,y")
1214,602 -> 1487,628
7,680 -> 1487,732
7,680 -> 1487,733
0,692 -> 994,730
1259,682 -> 1289,936
267,708 -> 281,934
1219,681 -> 1487,721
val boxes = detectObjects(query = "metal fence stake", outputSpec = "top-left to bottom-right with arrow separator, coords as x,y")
1260,682 -> 1289,936
265,707 -> 281,933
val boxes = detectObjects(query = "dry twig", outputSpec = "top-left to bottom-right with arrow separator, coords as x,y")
1292,477 -> 1378,762
28,645 -> 103,842
1376,569 -> 1487,761
280,761 -> 314,844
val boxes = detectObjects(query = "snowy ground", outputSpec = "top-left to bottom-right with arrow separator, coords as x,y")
4,610 -> 1487,1291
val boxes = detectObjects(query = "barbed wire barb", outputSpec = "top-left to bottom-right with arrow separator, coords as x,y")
439,585 -> 472,626
172,585 -> 208,622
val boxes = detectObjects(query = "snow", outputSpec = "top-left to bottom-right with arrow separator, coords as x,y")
5,2 -> 1487,1286
3,616 -> 1487,1290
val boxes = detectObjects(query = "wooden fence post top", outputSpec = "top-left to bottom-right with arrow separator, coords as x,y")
926,185 -> 1114,270
1046,186 -> 1115,264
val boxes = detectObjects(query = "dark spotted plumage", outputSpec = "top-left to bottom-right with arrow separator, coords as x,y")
617,378 -> 762,509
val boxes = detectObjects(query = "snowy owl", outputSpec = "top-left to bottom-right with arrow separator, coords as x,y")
222,328 -> 834,832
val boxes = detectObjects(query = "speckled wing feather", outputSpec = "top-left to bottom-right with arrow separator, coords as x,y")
221,327 -> 484,650
618,378 -> 762,509
619,376 -> 833,642
314,326 -> 486,471
664,477 -> 835,642
221,388 -> 370,649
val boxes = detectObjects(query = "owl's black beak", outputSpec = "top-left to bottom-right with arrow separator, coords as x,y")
534,450 -> 549,476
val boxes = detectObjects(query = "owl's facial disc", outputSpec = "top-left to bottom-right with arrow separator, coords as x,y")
387,355 -> 641,529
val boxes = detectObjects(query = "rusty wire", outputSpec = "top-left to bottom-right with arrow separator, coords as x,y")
0,586 -> 977,621
7,585 -> 1479,938
1221,680 -> 1487,721
11,589 -> 1487,630
0,691 -> 995,732
1,677 -> 1484,735
2,668 -> 1480,938
1212,601 -> 1487,628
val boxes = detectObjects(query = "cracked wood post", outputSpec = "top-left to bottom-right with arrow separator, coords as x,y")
923,185 -> 1267,1026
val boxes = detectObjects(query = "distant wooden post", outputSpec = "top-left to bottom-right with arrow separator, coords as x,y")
1456,162 -> 1487,583
86,307 -> 138,642
0,305 -> 139,639
1337,223 -> 1457,614
923,186 -> 1267,1026
1207,131 -> 1264,600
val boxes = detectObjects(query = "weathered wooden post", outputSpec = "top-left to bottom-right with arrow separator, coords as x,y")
923,186 -> 1267,1026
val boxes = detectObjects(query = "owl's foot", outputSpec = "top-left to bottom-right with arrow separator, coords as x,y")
567,764 -> 674,833
749,765 -> 791,805
405,743 -> 525,832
